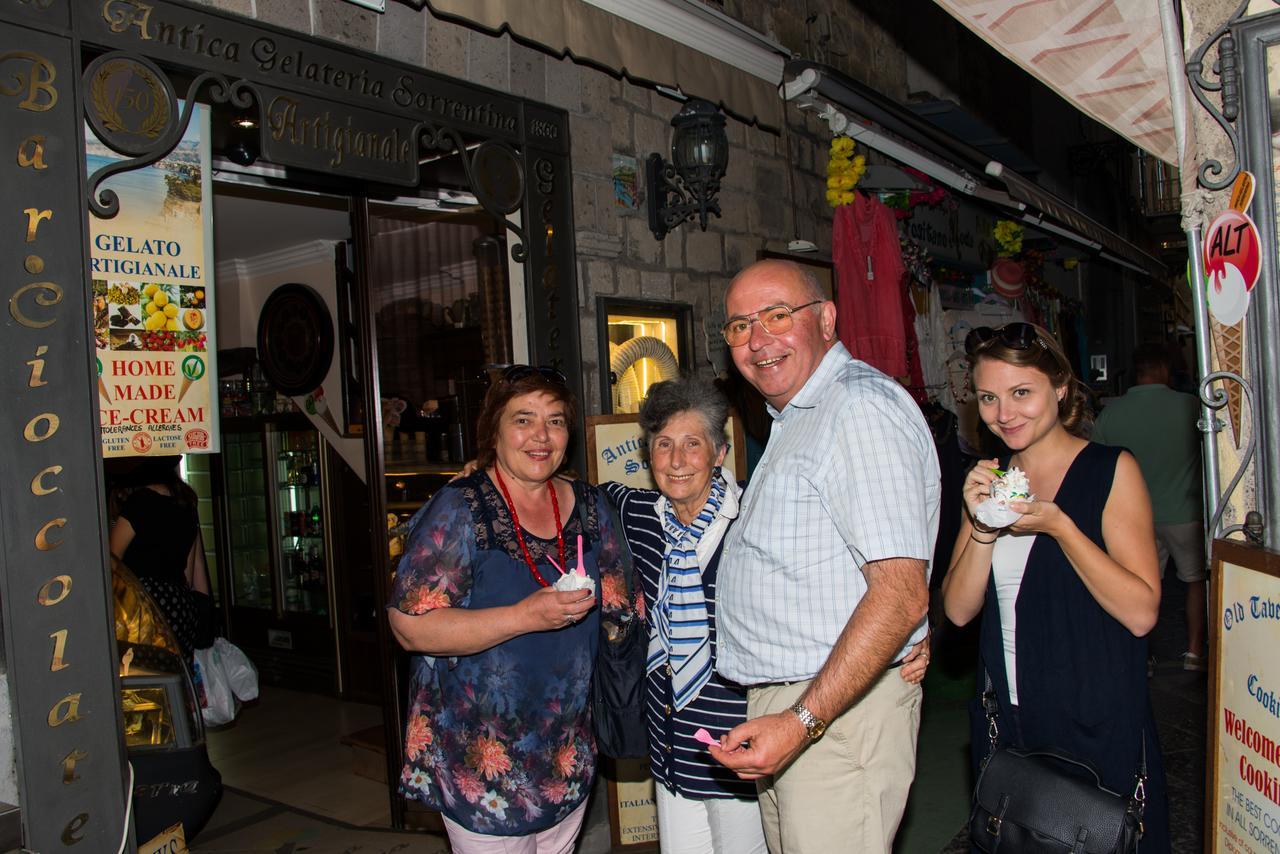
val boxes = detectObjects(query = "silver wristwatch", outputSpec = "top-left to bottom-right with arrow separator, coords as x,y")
789,700 -> 828,742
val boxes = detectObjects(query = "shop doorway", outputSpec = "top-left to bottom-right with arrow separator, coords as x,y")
111,175 -> 519,829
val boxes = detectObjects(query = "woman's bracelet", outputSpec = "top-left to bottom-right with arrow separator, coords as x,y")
970,530 -> 998,545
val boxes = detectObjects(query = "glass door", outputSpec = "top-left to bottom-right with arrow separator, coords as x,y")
270,427 -> 329,618
368,208 -> 513,520
223,431 -> 272,610
362,202 -> 515,827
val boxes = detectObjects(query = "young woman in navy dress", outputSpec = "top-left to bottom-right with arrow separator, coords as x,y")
942,322 -> 1169,852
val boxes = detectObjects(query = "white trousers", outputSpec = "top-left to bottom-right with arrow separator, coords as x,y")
655,785 -> 767,854
442,800 -> 588,854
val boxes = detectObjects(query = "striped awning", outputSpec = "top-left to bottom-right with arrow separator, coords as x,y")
931,0 -> 1177,165
425,0 -> 788,128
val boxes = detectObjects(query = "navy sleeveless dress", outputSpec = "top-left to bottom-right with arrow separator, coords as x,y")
970,442 -> 1170,851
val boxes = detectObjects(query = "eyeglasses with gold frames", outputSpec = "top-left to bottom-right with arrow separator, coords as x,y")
721,301 -> 822,347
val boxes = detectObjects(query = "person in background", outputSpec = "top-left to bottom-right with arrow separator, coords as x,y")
1093,343 -> 1207,670
709,259 -> 938,854
942,322 -> 1169,852
108,456 -> 210,661
386,366 -> 629,853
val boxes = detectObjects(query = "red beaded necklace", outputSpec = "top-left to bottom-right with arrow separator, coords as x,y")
492,467 -> 565,588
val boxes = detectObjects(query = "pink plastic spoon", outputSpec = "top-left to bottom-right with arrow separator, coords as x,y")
693,728 -> 718,747
547,535 -> 590,578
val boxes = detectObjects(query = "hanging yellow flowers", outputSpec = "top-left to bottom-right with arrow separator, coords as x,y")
826,136 -> 866,207
993,220 -> 1024,257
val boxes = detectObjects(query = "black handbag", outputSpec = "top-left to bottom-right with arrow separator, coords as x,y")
577,487 -> 648,759
970,672 -> 1146,854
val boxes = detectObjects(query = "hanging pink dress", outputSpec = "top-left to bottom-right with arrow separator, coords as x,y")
833,195 -> 908,377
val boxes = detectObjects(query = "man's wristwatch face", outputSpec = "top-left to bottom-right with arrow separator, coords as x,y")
790,701 -> 827,741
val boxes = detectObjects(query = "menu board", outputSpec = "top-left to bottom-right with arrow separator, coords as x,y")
1208,540 -> 1280,853
87,103 -> 219,456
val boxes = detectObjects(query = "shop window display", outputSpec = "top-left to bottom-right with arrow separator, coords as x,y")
598,298 -> 693,413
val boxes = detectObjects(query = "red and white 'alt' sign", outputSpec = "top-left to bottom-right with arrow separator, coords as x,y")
1203,172 -> 1261,326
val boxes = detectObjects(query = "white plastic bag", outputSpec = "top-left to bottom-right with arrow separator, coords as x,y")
194,644 -> 236,727
214,637 -> 259,703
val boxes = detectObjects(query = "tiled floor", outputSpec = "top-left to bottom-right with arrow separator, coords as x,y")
194,685 -> 620,852
204,687 -> 390,827
192,788 -> 448,853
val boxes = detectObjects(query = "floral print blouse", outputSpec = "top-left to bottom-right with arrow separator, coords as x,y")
389,472 -> 630,836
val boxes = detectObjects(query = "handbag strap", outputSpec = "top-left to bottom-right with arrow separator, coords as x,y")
572,482 -> 636,604
981,668 -> 1000,761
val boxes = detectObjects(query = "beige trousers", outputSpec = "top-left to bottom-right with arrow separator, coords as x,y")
748,671 -> 922,854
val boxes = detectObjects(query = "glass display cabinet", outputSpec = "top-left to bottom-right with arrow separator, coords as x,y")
223,431 -> 271,611
220,421 -> 332,620
217,414 -> 337,692
597,297 -> 693,413
273,428 -> 329,617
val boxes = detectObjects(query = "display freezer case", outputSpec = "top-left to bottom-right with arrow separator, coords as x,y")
218,415 -> 338,692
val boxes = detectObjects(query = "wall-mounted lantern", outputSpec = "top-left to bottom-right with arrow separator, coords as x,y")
645,99 -> 729,240
226,110 -> 259,167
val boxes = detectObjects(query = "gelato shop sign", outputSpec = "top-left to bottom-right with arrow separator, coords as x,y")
88,0 -> 523,142
87,104 -> 219,457
258,85 -> 419,185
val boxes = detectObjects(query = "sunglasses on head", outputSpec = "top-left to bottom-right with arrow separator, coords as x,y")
964,322 -> 1043,356
500,364 -> 567,385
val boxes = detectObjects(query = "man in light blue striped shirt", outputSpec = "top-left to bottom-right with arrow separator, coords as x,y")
709,259 -> 940,853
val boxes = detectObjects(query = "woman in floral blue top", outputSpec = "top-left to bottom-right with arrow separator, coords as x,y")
388,366 -> 630,853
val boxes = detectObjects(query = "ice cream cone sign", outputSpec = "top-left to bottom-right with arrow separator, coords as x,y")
177,355 -> 205,403
96,357 -> 111,404
1203,172 -> 1260,327
1203,172 -> 1259,448
303,386 -> 341,435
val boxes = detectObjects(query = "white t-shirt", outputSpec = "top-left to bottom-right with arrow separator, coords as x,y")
992,532 -> 1037,705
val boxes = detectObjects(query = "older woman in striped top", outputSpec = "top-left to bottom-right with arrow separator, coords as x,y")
601,377 -> 764,854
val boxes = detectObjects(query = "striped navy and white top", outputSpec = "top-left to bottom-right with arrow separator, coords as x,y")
601,481 -> 756,801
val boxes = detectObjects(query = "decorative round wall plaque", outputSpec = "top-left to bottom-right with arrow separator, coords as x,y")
257,283 -> 334,396
472,141 -> 525,214
83,53 -> 175,157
